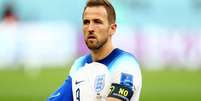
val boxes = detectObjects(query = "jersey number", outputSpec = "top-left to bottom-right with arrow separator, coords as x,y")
76,88 -> 80,101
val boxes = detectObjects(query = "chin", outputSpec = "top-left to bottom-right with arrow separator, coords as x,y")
87,44 -> 101,50
87,46 -> 98,50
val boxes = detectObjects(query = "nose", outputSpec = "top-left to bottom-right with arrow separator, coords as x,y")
88,23 -> 95,33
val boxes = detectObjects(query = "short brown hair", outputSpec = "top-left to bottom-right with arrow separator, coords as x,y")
82,0 -> 116,24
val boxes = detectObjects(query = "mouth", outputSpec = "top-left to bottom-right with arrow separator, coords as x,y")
87,35 -> 96,40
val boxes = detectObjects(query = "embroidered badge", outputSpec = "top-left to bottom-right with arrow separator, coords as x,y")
94,75 -> 105,93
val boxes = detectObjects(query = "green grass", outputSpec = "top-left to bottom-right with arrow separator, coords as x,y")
0,67 -> 69,101
0,67 -> 201,101
141,70 -> 201,101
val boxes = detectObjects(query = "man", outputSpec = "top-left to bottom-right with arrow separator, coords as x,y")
47,0 -> 142,101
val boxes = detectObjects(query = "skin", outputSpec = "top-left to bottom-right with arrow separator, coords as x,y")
83,6 -> 116,61
83,6 -> 121,101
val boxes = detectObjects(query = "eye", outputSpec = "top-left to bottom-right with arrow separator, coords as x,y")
83,19 -> 90,25
94,19 -> 103,24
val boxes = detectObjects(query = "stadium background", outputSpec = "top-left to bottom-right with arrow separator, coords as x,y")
0,0 -> 201,101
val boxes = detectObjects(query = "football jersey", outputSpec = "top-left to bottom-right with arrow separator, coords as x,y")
47,48 -> 142,101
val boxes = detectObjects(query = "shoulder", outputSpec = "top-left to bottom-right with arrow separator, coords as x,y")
109,49 -> 142,101
109,49 -> 140,72
109,49 -> 142,85
69,54 -> 91,76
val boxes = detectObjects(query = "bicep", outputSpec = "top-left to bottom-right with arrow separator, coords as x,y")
47,76 -> 73,101
108,60 -> 142,101
107,97 -> 122,101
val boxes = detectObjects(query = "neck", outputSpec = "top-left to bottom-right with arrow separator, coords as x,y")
91,41 -> 114,61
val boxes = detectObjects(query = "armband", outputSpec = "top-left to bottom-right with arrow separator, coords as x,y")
108,83 -> 133,101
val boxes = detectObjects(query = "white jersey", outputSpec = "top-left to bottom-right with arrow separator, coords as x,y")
69,48 -> 142,101
72,62 -> 111,101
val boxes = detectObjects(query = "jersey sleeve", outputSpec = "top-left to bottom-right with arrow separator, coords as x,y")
69,55 -> 86,77
109,54 -> 142,101
46,55 -> 87,101
46,76 -> 73,101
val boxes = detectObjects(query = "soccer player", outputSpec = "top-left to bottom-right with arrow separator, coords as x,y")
47,0 -> 142,101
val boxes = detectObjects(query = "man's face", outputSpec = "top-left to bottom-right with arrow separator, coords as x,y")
82,6 -> 113,50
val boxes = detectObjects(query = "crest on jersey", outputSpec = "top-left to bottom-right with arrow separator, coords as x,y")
94,75 -> 105,93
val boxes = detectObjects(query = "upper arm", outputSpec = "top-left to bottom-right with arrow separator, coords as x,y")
47,76 -> 73,101
47,56 -> 87,101
108,55 -> 142,101
107,97 -> 122,101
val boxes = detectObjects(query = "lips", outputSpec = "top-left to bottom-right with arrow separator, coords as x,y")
87,35 -> 96,39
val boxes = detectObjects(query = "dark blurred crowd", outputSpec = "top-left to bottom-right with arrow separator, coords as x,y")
1,2 -> 18,24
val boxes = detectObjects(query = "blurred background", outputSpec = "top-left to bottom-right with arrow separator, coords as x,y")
0,0 -> 201,101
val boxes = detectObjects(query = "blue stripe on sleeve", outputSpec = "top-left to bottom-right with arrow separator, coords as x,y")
47,76 -> 73,101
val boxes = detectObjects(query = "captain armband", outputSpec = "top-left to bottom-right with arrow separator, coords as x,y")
108,83 -> 133,101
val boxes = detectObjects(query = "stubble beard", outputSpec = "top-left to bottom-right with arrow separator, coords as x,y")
85,37 -> 108,50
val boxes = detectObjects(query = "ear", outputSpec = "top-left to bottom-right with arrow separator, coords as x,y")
109,23 -> 117,36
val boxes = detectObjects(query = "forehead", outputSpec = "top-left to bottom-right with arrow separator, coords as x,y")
83,6 -> 108,20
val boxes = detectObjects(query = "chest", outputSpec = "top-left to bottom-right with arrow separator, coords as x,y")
72,63 -> 112,101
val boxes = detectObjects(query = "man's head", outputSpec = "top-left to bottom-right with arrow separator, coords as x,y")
83,0 -> 116,24
82,0 -> 117,50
